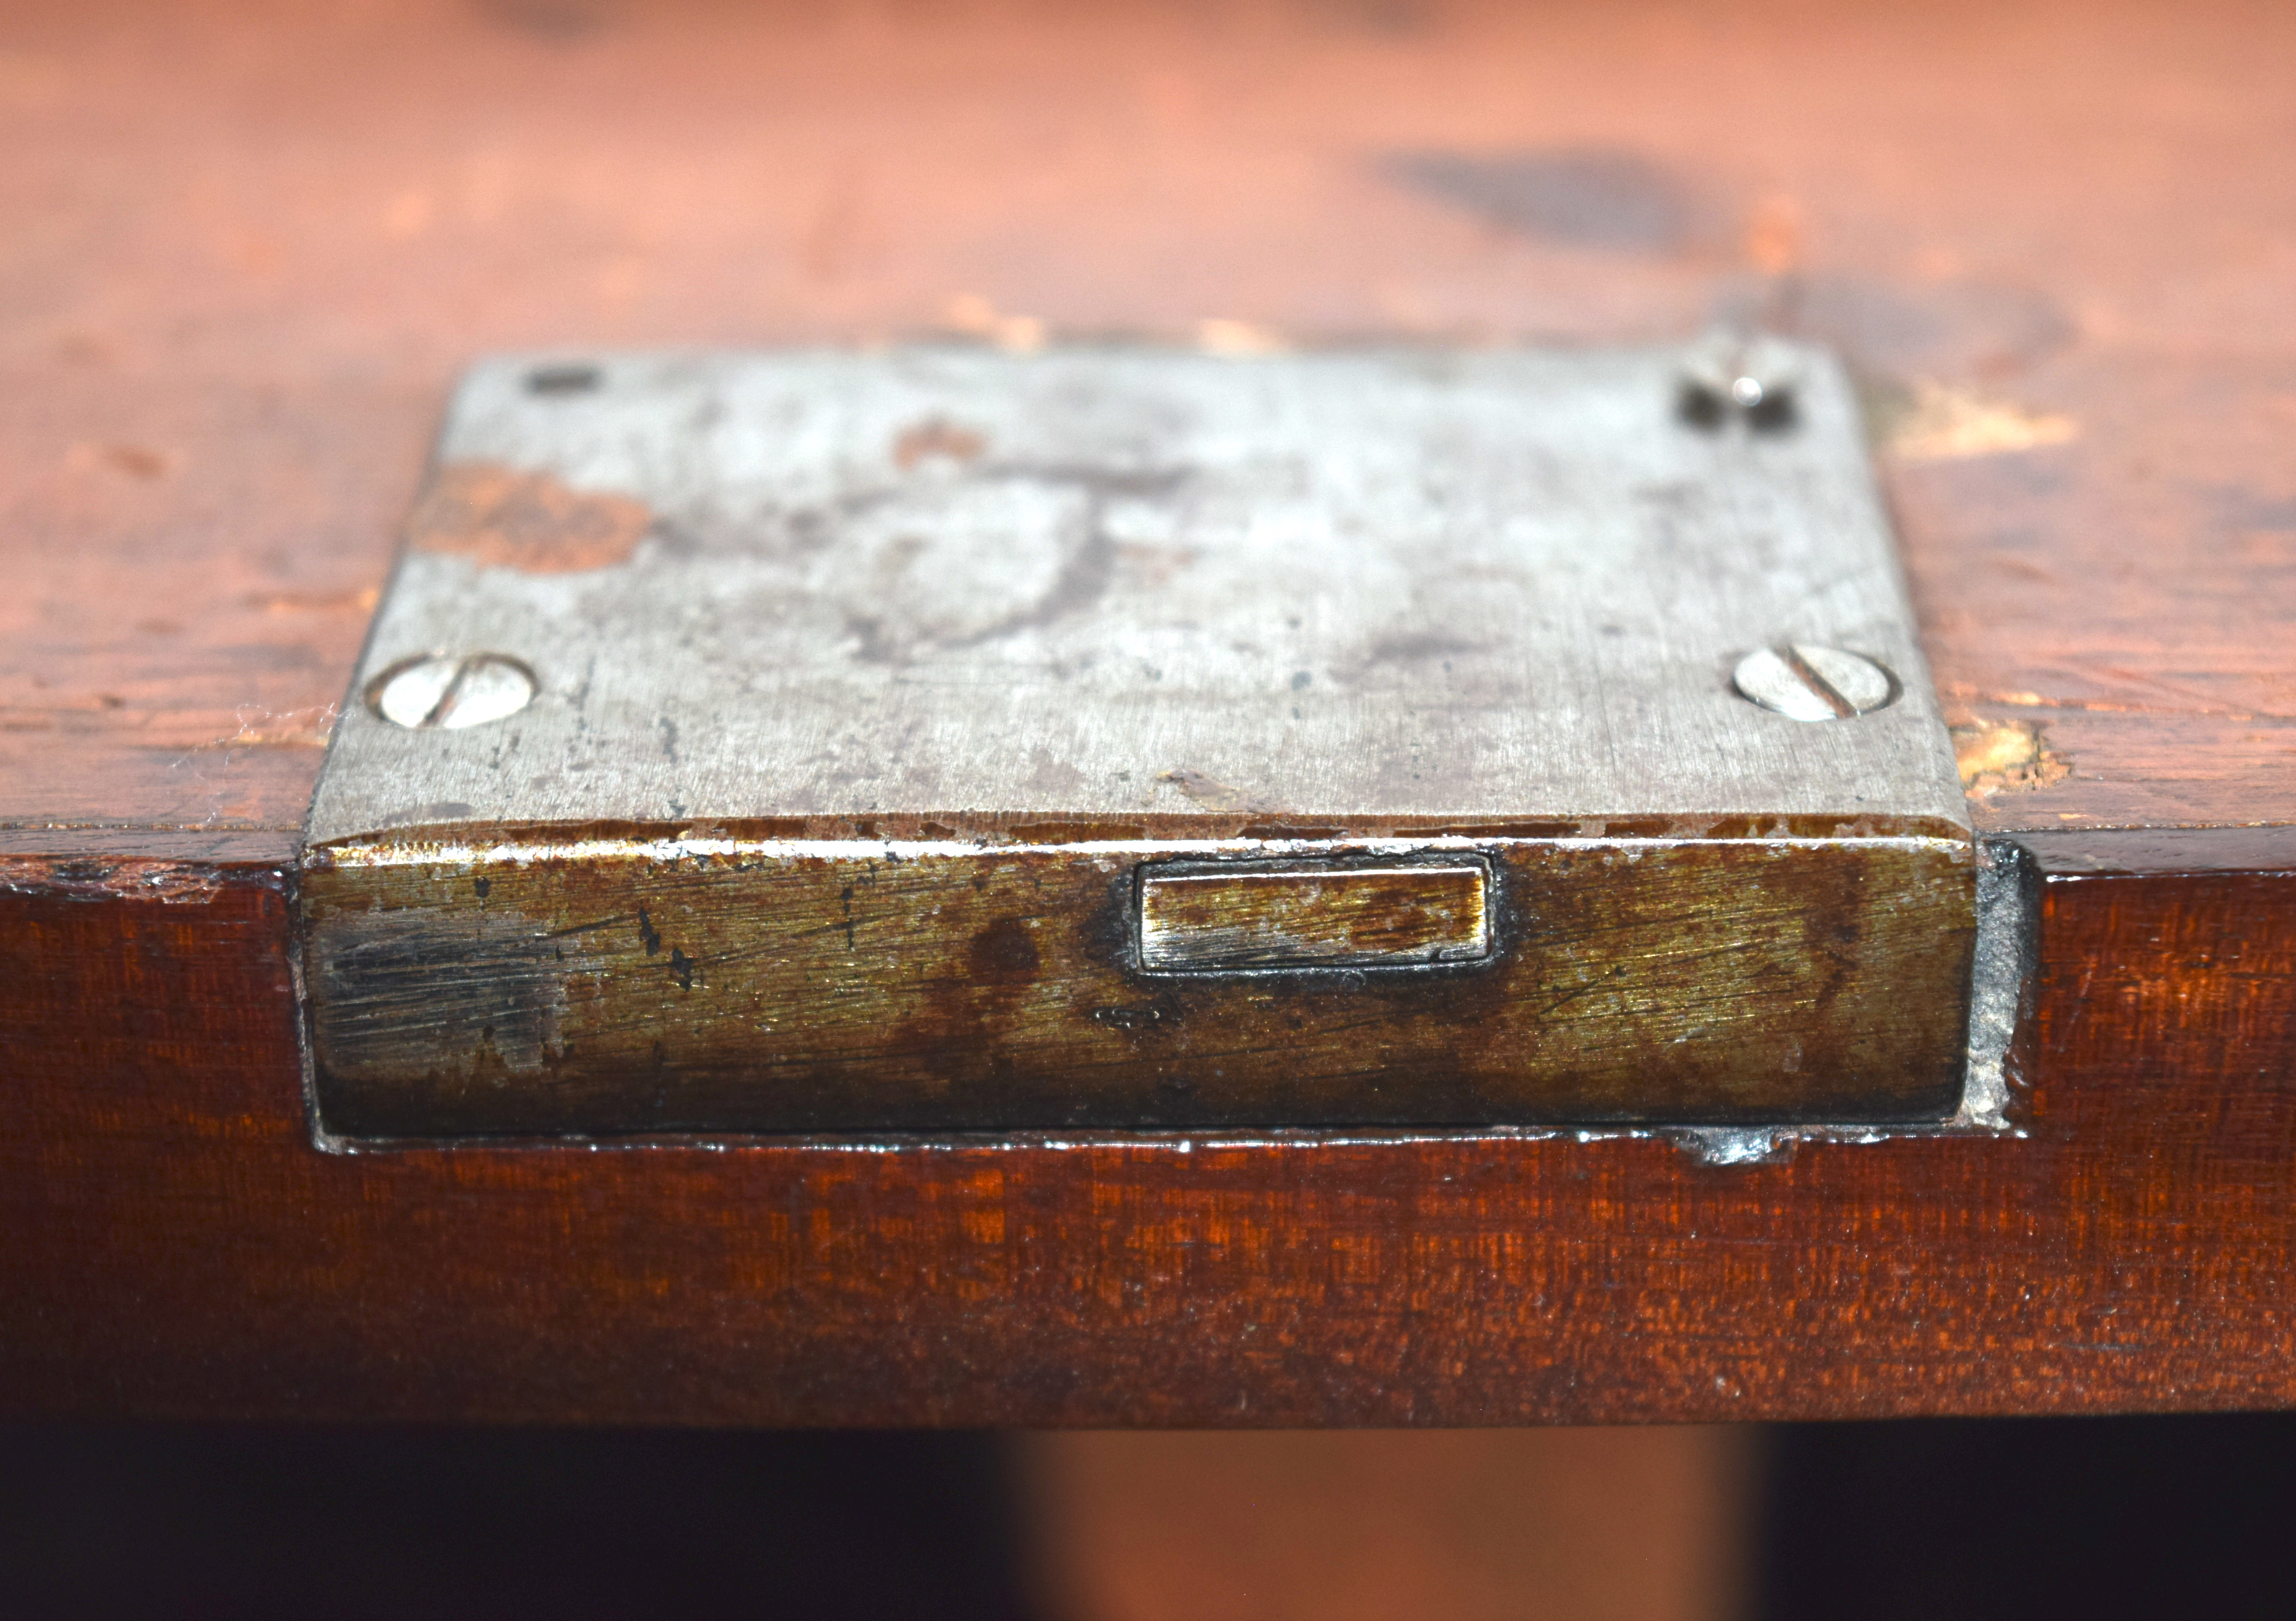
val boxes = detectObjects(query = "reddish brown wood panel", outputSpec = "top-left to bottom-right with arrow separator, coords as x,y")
4,826 -> 2293,1425
3,0 -> 2294,841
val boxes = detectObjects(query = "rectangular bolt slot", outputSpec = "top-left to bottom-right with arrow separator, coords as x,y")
1137,861 -> 1493,973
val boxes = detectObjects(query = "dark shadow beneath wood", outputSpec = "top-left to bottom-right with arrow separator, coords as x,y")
0,1425 -> 1036,1621
1757,1414 -> 2296,1620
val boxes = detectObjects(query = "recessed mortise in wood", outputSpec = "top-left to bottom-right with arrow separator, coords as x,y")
1138,860 -> 1492,973
302,345 -> 1979,1138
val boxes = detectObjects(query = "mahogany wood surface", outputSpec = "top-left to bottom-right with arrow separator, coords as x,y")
4,0 -> 2295,1421
8,826 -> 2296,1424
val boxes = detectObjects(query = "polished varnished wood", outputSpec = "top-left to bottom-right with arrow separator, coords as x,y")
6,0 -> 2294,840
4,0 -> 2295,1421
5,825 -> 2296,1423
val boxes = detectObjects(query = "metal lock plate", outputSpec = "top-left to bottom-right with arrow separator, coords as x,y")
301,345 -> 1974,1141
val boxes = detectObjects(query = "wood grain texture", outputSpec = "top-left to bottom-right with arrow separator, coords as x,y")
5,0 -> 2296,1421
3,0 -> 2293,841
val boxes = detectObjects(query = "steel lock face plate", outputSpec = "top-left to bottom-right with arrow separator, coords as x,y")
300,345 -> 1975,1141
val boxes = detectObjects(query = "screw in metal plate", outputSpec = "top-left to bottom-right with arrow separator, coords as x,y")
526,361 -> 602,396
367,653 -> 537,730
1733,644 -> 1898,721
1679,331 -> 1800,429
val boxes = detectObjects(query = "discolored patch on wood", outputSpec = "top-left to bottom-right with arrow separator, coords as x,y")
1381,148 -> 1711,252
1954,719 -> 2071,795
405,460 -> 653,574
1878,381 -> 2077,462
0,854 -> 243,904
1138,860 -> 1491,972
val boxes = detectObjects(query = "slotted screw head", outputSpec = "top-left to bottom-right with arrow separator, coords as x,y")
368,653 -> 536,730
1733,645 -> 1898,721
1680,332 -> 1801,427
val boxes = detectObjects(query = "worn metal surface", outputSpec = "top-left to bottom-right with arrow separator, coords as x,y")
308,345 -> 1964,844
304,830 -> 1973,1138
302,344 -> 1975,1138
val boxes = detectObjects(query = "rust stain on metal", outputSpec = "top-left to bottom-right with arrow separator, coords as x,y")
405,460 -> 653,574
307,906 -> 603,1084
1155,769 -> 1270,813
892,418 -> 986,468
300,834 -> 1973,1138
1138,861 -> 1491,972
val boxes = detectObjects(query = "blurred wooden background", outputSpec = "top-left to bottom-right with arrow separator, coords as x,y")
1021,1429 -> 1748,1621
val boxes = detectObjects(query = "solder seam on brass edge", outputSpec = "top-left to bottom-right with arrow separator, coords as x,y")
306,1118 -> 2022,1163
302,812 -> 1976,853
303,832 -> 1977,870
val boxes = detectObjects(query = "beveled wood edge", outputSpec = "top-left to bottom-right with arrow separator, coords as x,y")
0,827 -> 300,866
2012,823 -> 2296,876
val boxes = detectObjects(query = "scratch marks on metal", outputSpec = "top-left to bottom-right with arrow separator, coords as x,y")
310,346 -> 1968,842
1155,769 -> 1270,813
308,907 -> 605,1084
